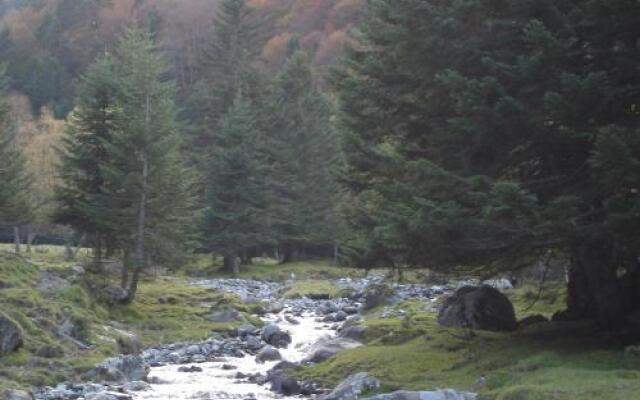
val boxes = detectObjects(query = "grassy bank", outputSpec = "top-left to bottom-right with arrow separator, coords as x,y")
295,289 -> 640,400
184,256 -> 360,282
0,246 -> 255,390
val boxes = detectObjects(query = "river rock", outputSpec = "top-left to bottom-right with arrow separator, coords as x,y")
437,285 -> 517,332
209,308 -> 246,323
245,335 -> 264,351
334,311 -> 348,322
321,372 -> 380,400
261,324 -> 292,348
237,324 -> 258,338
178,365 -> 203,372
104,287 -> 130,305
363,390 -> 477,400
269,371 -> 301,395
305,337 -> 362,363
117,333 -> 142,355
362,284 -> 394,310
342,306 -> 359,315
123,381 -> 152,392
319,302 -> 339,315
256,345 -> 281,363
88,355 -> 149,383
3,389 -> 33,400
339,325 -> 366,340
0,313 -> 23,356
285,315 -> 300,325
86,391 -> 132,400
267,302 -> 284,314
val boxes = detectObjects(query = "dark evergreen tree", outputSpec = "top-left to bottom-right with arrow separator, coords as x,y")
266,50 -> 339,262
189,0 -> 269,156
55,54 -> 120,262
203,93 -> 268,274
337,0 -> 640,326
0,65 -> 33,252
100,28 -> 196,303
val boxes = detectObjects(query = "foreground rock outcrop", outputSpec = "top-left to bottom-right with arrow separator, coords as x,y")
0,312 -> 23,357
364,390 -> 477,400
305,337 -> 362,363
437,285 -> 517,331
87,355 -> 149,383
322,372 -> 380,400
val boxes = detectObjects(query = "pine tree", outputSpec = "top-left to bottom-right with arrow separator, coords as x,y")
189,0 -> 268,155
203,93 -> 267,274
337,0 -> 640,325
99,28 -> 196,303
266,50 -> 339,262
56,54 -> 120,262
0,65 -> 33,252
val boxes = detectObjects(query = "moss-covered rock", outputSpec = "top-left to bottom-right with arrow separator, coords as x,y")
0,313 -> 23,357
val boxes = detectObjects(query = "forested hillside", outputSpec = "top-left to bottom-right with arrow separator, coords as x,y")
1,1 -> 639,399
0,0 -> 363,116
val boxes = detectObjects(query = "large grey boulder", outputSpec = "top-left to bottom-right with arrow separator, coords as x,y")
2,389 -> 33,400
86,392 -> 132,400
88,355 -> 149,383
322,372 -> 380,400
305,337 -> 362,363
339,325 -> 367,341
0,313 -> 23,357
237,324 -> 258,338
261,324 -> 292,348
437,285 -> 517,332
364,390 -> 477,400
104,287 -> 130,305
268,370 -> 301,395
256,345 -> 282,363
209,308 -> 246,323
117,333 -> 142,355
362,284 -> 394,311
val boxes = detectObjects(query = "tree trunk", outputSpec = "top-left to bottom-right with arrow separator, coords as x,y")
280,242 -> 297,264
564,238 -> 630,328
92,236 -> 103,272
13,226 -> 20,254
26,225 -> 34,253
73,233 -> 87,259
333,242 -> 340,266
223,255 -> 240,276
124,155 -> 148,305
121,248 -> 131,289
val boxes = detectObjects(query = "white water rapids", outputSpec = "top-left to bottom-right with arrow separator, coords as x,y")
134,308 -> 335,400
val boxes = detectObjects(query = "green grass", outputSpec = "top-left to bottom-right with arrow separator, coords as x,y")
0,247 -> 254,390
295,294 -> 640,400
280,279 -> 343,299
184,256 -> 361,281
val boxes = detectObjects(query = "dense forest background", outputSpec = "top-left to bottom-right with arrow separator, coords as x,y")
0,0 -> 363,117
0,0 -> 638,327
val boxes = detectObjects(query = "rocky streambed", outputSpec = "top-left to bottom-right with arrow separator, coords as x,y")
29,276 -> 478,400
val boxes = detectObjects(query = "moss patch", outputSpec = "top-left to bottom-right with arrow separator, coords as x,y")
281,280 -> 342,299
0,248 -> 251,390
295,292 -> 640,400
184,256 -> 359,281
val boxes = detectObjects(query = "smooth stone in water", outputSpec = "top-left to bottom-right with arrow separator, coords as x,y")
256,345 -> 281,363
